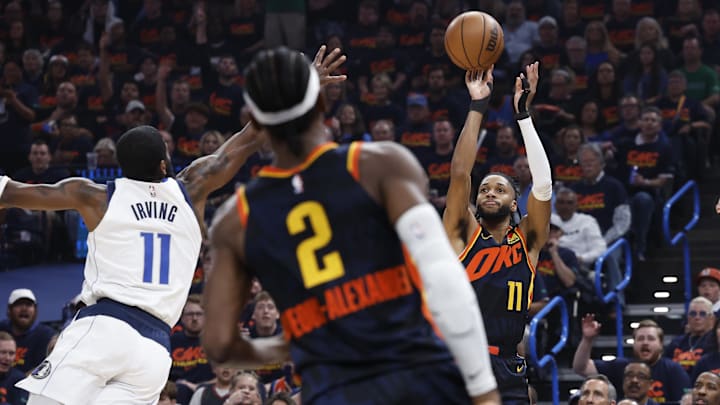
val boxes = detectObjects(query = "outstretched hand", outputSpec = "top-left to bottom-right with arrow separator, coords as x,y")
514,61 -> 539,114
465,65 -> 494,100
581,314 -> 601,339
313,45 -> 347,88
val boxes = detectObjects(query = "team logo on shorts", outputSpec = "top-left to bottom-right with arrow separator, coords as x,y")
31,360 -> 52,379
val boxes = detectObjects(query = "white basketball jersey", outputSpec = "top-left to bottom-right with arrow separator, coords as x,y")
80,177 -> 202,327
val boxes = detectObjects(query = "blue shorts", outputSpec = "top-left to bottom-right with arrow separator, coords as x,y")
309,361 -> 472,405
491,354 -> 529,405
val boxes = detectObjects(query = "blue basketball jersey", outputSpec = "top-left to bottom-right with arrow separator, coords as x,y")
238,142 -> 456,403
459,224 -> 535,353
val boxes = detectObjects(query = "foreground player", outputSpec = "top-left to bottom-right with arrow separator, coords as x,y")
0,45 -> 345,405
443,62 -> 552,404
203,47 -> 500,404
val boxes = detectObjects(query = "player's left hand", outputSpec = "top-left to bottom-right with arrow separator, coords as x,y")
715,197 -> 720,214
513,62 -> 539,114
313,45 -> 347,87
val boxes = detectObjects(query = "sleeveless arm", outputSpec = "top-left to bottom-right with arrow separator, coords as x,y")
443,69 -> 494,251
203,195 -> 290,368
178,123 -> 264,204
0,176 -> 107,229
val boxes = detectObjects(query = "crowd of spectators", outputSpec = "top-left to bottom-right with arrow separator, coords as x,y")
0,0 -> 719,403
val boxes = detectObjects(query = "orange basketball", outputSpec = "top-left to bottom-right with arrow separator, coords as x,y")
444,11 -> 504,71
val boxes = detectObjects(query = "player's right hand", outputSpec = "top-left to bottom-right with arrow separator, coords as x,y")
465,65 -> 494,100
581,314 -> 601,339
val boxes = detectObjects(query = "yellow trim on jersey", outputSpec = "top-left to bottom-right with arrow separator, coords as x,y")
236,186 -> 249,228
346,142 -> 363,181
458,224 -> 482,261
514,227 -> 536,309
257,143 -> 338,178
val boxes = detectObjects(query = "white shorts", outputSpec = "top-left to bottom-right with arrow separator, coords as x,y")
16,315 -> 171,404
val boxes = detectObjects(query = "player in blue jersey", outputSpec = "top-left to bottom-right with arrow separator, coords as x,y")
203,46 -> 500,405
443,62 -> 553,405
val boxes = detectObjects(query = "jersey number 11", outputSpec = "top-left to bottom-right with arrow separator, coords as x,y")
141,232 -> 171,285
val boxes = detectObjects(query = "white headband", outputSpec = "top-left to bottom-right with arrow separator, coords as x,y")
243,66 -> 320,125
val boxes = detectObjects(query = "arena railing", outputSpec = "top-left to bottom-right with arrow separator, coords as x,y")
529,295 -> 568,405
594,238 -> 632,358
662,180 -> 700,312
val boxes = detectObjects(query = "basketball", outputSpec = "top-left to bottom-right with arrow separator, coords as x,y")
444,11 -> 504,71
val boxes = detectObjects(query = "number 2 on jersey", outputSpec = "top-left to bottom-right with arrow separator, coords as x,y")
141,232 -> 171,285
507,280 -> 523,311
286,201 -> 345,288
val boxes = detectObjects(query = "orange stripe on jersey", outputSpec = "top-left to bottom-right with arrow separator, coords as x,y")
514,227 -> 536,309
235,186 -> 249,228
346,142 -> 363,181
402,246 -> 442,338
258,143 -> 337,178
458,224 -> 482,261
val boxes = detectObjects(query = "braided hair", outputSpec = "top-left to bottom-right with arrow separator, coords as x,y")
244,47 -> 322,157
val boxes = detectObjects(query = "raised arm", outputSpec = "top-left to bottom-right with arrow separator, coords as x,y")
203,195 -> 290,369
155,63 -> 175,130
516,63 -> 552,261
443,67 -> 494,252
0,177 -> 107,229
177,123 -> 264,226
98,32 -> 114,102
572,314 -> 600,376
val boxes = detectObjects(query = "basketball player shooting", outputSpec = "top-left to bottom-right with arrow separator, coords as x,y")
0,45 -> 346,405
442,62 -> 552,404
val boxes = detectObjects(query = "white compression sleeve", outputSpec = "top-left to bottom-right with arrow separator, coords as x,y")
518,117 -> 552,201
395,203 -> 497,397
0,176 -> 9,200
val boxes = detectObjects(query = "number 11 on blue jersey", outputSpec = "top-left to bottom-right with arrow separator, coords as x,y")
141,232 -> 171,285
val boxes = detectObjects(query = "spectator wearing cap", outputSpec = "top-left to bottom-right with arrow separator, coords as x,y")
122,99 -> 150,130
664,296 -> 716,377
0,331 -> 27,405
41,55 -> 69,102
397,92 -> 433,161
698,267 -> 720,317
531,16 -> 563,76
0,289 -> 55,373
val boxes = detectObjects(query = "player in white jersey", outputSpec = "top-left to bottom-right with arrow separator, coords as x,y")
0,123 -> 260,404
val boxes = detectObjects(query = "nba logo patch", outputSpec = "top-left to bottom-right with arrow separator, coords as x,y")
149,185 -> 157,197
291,174 -> 304,194
31,360 -> 52,379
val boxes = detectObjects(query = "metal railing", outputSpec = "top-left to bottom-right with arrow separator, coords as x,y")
662,180 -> 700,312
594,238 -> 633,358
529,296 -> 569,405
